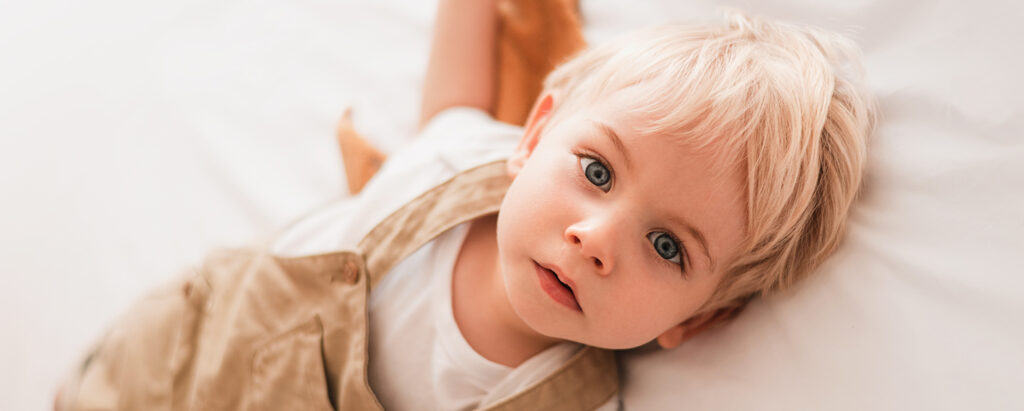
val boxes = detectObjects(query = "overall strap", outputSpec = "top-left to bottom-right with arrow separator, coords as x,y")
487,347 -> 618,411
358,160 -> 510,289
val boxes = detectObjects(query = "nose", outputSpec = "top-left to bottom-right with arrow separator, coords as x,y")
564,218 -> 615,275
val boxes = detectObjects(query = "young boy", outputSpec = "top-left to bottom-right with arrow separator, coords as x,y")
57,4 -> 874,411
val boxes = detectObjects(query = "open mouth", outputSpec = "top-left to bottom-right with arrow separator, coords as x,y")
534,261 -> 581,312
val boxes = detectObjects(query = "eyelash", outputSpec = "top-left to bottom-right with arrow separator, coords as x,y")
573,151 -> 689,277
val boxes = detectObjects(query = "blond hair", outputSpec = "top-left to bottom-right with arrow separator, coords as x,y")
543,11 -> 877,315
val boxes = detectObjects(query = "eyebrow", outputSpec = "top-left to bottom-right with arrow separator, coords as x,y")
592,121 -> 634,172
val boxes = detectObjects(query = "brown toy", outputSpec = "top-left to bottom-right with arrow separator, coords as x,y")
336,108 -> 386,195
337,0 -> 585,195
494,0 -> 586,125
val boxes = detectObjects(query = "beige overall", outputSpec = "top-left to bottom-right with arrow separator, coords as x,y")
58,161 -> 618,411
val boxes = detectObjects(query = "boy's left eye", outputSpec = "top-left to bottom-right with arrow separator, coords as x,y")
580,157 -> 612,192
647,232 -> 683,265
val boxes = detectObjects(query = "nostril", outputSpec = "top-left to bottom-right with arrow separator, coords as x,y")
570,234 -> 581,245
593,258 -> 603,269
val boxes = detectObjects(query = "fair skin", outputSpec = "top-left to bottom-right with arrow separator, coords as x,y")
452,88 -> 748,366
423,0 -> 747,367
418,0 -> 498,128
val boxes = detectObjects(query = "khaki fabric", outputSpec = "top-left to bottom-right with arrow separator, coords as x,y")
58,161 -> 618,411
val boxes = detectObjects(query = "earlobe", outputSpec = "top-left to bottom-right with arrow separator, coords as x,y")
655,324 -> 687,349
507,92 -> 557,179
656,305 -> 742,349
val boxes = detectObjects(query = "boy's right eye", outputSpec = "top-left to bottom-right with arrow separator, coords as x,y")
580,156 -> 613,192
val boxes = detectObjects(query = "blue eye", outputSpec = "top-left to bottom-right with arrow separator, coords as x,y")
580,157 -> 612,192
647,232 -> 682,265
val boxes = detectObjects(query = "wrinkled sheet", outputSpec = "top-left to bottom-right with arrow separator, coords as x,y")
1,0 -> 1021,409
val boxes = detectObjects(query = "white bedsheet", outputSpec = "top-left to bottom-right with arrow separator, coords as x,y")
2,1 -> 1021,410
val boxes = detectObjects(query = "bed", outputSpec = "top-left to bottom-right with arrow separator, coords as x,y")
1,0 -> 1021,409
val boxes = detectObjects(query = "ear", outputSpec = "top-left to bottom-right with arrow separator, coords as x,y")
655,305 -> 743,349
507,92 -> 556,178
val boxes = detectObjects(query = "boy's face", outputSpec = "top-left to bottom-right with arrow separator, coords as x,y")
496,89 -> 747,349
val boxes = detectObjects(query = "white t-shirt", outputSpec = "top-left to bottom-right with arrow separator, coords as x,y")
271,108 -> 619,410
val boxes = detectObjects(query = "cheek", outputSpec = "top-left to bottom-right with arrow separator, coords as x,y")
595,286 -> 670,346
587,269 -> 694,348
502,154 -> 572,228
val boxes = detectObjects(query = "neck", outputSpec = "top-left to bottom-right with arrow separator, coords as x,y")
451,214 -> 560,367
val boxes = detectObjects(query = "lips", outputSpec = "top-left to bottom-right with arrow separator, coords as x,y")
534,261 -> 581,312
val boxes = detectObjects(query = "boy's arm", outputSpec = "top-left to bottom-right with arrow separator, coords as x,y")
418,0 -> 498,129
